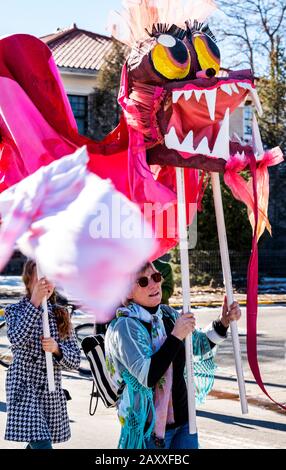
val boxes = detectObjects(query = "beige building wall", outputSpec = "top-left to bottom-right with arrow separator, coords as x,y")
60,71 -> 98,95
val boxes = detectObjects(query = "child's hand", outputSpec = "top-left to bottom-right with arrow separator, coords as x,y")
31,278 -> 54,308
41,337 -> 61,356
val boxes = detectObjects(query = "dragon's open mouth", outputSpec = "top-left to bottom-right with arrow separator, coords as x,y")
165,79 -> 263,161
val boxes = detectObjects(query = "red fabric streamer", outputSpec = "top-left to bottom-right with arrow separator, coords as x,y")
224,150 -> 286,410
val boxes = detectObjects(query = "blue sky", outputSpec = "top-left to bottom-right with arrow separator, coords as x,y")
0,1 -> 258,71
0,0 -> 122,37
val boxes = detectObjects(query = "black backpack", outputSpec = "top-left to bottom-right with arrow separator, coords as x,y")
81,335 -> 121,414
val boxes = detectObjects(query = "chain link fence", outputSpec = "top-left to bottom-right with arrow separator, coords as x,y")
172,249 -> 286,288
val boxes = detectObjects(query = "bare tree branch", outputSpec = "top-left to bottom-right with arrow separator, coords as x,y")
272,6 -> 286,36
217,0 -> 286,75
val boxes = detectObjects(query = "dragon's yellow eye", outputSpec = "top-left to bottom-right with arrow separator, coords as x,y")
150,35 -> 191,80
193,34 -> 220,75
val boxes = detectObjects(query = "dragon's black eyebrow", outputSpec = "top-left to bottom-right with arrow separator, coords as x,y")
185,19 -> 217,43
145,23 -> 186,41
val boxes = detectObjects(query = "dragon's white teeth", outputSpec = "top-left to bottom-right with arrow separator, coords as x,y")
165,126 -> 180,149
237,82 -> 251,90
203,89 -> 217,121
165,115 -> 264,163
212,108 -> 230,160
194,89 -> 203,102
249,88 -> 263,117
180,130 -> 194,153
172,89 -> 194,103
164,109 -> 231,160
220,84 -> 233,95
252,113 -> 264,158
194,136 -> 210,155
231,83 -> 240,94
183,90 -> 193,101
235,150 -> 245,160
236,82 -> 263,116
172,90 -> 184,104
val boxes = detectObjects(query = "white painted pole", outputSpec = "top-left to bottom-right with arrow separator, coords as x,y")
36,263 -> 55,393
176,167 -> 197,434
211,172 -> 248,414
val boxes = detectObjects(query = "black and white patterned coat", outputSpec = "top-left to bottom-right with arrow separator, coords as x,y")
4,297 -> 81,443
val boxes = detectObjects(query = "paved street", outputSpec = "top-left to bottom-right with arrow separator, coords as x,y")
0,305 -> 285,449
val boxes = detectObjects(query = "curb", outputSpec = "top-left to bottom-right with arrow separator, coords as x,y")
170,301 -> 286,308
210,388 -> 286,416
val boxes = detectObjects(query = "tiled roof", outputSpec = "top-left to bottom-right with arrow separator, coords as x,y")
41,24 -> 114,72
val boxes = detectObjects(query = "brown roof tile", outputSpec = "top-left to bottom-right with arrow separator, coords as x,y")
41,24 -> 113,71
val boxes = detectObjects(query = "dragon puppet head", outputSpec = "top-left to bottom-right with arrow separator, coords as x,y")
113,0 -> 267,173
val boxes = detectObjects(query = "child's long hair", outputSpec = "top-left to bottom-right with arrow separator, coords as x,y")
22,259 -> 72,340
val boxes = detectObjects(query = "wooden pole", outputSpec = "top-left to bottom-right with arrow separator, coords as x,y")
211,172 -> 248,414
36,263 -> 55,393
176,167 -> 197,434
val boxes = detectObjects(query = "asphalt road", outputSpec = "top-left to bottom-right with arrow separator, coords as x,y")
0,305 -> 285,449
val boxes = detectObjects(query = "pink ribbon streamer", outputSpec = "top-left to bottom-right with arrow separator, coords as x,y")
225,149 -> 286,410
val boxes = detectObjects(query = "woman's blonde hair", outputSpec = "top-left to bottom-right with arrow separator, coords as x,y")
22,259 -> 72,340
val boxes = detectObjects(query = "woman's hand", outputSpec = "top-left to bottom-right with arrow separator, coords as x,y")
30,277 -> 54,308
220,296 -> 241,328
171,312 -> 196,341
41,337 -> 61,356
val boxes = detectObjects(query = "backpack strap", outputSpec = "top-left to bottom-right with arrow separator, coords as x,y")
89,381 -> 99,416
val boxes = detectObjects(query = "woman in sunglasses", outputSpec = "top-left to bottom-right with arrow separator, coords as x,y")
105,261 -> 241,450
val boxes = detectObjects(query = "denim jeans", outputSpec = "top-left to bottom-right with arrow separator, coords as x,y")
26,439 -> 53,449
145,423 -> 199,449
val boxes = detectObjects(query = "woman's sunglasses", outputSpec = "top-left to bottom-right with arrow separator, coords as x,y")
136,272 -> 162,288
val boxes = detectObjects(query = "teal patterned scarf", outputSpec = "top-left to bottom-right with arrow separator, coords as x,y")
117,303 -> 175,439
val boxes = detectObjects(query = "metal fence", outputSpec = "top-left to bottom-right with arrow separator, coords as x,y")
258,250 -> 286,277
172,249 -> 286,287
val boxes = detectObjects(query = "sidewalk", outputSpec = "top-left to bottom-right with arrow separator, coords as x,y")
198,305 -> 286,410
0,367 -> 120,449
169,286 -> 286,307
1,365 -> 285,449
